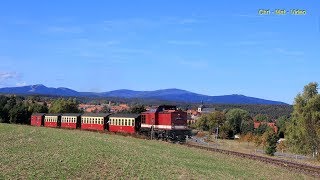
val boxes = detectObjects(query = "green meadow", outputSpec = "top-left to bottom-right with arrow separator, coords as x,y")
0,124 -> 311,179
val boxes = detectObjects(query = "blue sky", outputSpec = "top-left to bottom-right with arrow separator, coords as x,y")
0,1 -> 319,104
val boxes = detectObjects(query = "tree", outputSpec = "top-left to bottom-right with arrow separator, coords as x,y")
254,114 -> 271,122
195,111 -> 226,134
28,102 -> 48,113
241,132 -> 254,146
286,82 -> 320,158
9,102 -> 31,124
226,108 -> 250,135
265,130 -> 278,156
130,105 -> 146,114
49,98 -> 80,113
276,116 -> 290,138
219,121 -> 234,139
195,114 -> 210,131
254,124 -> 269,135
0,96 -> 9,123
240,117 -> 254,134
207,111 -> 226,134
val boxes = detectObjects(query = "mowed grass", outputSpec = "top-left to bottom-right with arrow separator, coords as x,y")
0,124 -> 312,179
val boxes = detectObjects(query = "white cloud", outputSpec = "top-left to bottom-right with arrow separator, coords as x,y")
275,48 -> 304,56
225,41 -> 259,46
178,59 -> 208,68
178,18 -> 202,25
16,82 -> 27,86
167,40 -> 204,46
0,72 -> 17,82
47,26 -> 84,33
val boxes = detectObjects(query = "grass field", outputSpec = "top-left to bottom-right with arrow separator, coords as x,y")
0,124 -> 312,179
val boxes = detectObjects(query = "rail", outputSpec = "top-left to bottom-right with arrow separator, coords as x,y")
184,142 -> 320,178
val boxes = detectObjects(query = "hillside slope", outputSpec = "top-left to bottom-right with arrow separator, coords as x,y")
0,124 -> 308,179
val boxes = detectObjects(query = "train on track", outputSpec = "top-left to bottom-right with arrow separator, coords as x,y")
31,105 -> 191,142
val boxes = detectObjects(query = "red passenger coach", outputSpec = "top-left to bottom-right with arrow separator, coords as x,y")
109,114 -> 141,134
81,113 -> 109,131
44,114 -> 61,128
31,113 -> 45,126
61,113 -> 82,129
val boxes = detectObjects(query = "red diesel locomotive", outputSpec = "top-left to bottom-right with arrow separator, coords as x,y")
30,105 -> 190,142
140,105 -> 189,141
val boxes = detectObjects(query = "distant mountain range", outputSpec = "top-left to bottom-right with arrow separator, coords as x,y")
0,84 -> 287,105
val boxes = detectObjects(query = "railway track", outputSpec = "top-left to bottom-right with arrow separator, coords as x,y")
185,142 -> 320,178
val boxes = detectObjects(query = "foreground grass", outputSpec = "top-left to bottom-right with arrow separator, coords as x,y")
0,124 -> 312,179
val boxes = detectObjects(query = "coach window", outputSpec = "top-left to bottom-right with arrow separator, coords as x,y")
132,119 -> 135,126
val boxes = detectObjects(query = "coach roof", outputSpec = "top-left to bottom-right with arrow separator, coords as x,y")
81,113 -> 110,117
45,113 -> 62,116
31,113 -> 46,116
61,113 -> 83,116
109,114 -> 140,118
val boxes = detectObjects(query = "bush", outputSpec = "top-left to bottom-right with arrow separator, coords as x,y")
265,132 -> 278,156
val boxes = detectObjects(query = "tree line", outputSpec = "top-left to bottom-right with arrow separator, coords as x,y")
192,82 -> 320,158
0,96 -> 81,124
191,108 -> 288,156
